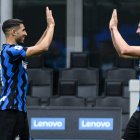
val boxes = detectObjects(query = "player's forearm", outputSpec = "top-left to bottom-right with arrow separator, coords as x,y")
110,29 -> 121,55
26,25 -> 54,57
37,24 -> 54,51
110,27 -> 129,56
110,28 -> 139,58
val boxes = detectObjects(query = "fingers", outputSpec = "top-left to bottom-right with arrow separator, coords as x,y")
46,7 -> 50,16
114,9 -> 117,17
46,7 -> 53,18
45,6 -> 55,26
112,9 -> 117,19
109,9 -> 118,30
46,6 -> 49,11
49,10 -> 52,17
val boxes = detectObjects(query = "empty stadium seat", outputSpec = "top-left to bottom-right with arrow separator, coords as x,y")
26,55 -> 44,68
70,52 -> 89,68
107,68 -> 136,85
106,68 -> 136,97
27,68 -> 53,105
58,79 -> 78,96
105,80 -> 123,96
59,68 -> 99,99
114,57 -> 135,68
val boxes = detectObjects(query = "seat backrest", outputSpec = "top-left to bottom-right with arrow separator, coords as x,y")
58,79 -> 78,96
27,68 -> 53,85
59,68 -> 99,98
78,85 -> 97,98
105,80 -> 123,96
70,52 -> 89,68
31,86 -> 52,98
115,57 -> 135,68
59,68 -> 99,85
27,68 -> 53,98
107,68 -> 136,85
105,68 -> 136,97
26,55 -> 44,68
89,52 -> 100,68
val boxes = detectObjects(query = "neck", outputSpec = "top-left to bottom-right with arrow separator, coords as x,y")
5,36 -> 17,45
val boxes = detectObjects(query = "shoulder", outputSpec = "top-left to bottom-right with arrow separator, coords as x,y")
7,44 -> 26,55
8,45 -> 25,52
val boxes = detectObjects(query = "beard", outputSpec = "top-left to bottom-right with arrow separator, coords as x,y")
16,36 -> 25,44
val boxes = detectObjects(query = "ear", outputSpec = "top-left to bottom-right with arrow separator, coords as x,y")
11,29 -> 17,36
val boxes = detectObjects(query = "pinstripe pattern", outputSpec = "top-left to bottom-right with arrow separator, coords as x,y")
0,44 -> 28,112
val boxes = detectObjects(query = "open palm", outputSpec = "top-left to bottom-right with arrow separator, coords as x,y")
109,9 -> 118,30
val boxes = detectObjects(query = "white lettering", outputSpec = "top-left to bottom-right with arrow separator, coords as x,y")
82,120 -> 111,128
33,120 -> 63,128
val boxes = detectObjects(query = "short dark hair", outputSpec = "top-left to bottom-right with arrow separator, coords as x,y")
2,19 -> 23,34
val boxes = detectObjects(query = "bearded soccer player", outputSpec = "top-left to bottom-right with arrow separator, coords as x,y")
109,9 -> 140,140
0,7 -> 55,140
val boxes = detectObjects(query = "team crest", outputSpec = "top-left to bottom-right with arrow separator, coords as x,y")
14,45 -> 23,50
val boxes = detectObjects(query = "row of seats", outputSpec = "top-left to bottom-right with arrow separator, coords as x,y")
26,53 -> 137,105
26,52 -> 138,69
27,67 -> 136,99
27,95 -> 128,110
27,52 -> 139,98
26,67 -> 132,132
26,52 -> 138,96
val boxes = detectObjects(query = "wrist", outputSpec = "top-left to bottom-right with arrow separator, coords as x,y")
110,26 -> 118,31
48,24 -> 55,28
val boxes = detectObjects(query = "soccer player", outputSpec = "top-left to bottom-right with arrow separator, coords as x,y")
0,7 -> 55,140
109,9 -> 140,140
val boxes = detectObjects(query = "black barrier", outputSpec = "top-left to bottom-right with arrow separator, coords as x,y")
27,107 -> 121,140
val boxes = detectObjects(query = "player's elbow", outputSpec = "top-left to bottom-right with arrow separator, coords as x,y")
39,43 -> 50,51
119,47 -> 129,56
43,45 -> 49,51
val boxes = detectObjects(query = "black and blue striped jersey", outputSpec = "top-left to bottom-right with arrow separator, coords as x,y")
0,44 -> 28,112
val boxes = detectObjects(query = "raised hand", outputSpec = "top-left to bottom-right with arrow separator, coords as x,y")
46,7 -> 55,27
109,9 -> 118,30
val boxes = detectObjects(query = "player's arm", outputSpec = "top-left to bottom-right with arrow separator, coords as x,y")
26,7 -> 55,57
109,9 -> 140,58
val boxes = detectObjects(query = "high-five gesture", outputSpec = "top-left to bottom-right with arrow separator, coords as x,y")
26,6 -> 55,57
46,7 -> 55,27
109,9 -> 118,30
109,8 -> 140,140
0,6 -> 56,139
109,9 -> 140,58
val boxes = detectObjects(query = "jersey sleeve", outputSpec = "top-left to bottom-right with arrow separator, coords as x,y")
6,45 -> 27,61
